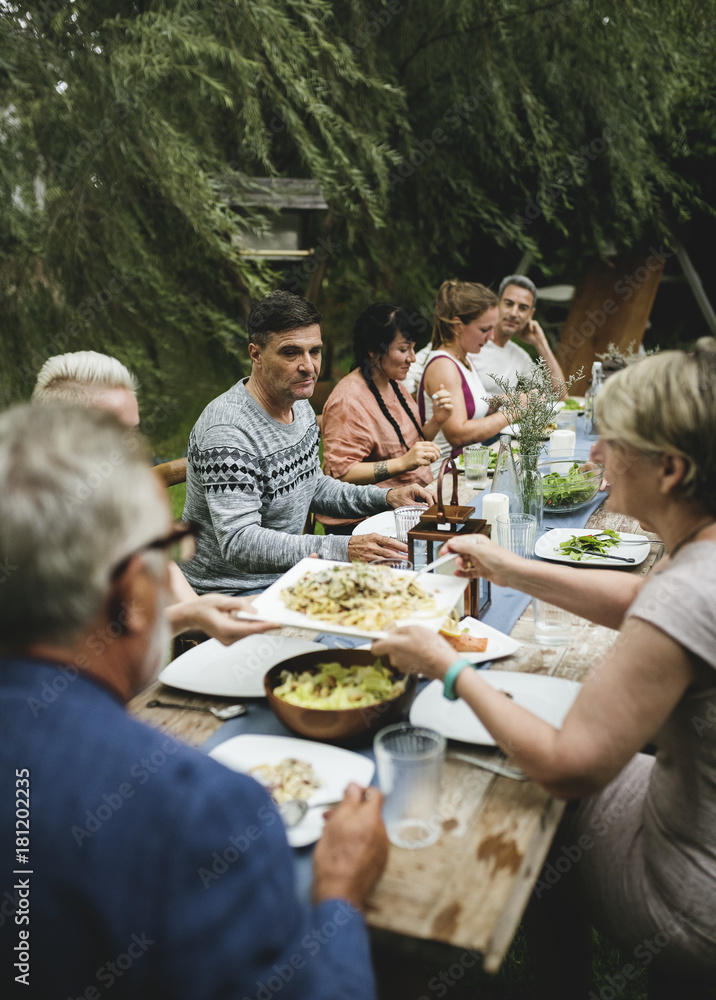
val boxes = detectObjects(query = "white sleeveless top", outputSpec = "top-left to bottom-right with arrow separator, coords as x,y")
419,350 -> 491,478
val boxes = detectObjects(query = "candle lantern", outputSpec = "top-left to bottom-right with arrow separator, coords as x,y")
407,459 -> 491,619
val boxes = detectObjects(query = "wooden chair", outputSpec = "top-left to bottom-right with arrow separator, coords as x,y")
153,457 -> 187,488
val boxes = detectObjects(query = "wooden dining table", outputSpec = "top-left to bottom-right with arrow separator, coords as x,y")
127,481 -> 663,981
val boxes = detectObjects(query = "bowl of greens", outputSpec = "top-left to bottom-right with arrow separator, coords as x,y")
538,458 -> 604,512
264,649 -> 417,744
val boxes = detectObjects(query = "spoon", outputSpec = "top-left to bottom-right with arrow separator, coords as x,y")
278,796 -> 342,828
147,699 -> 247,720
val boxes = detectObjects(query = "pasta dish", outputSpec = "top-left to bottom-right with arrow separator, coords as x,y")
280,563 -> 438,631
248,758 -> 321,804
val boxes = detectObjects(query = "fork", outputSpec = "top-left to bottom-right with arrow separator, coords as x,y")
592,532 -> 662,546
147,699 -> 247,720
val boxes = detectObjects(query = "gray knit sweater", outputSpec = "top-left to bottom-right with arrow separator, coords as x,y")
182,379 -> 390,594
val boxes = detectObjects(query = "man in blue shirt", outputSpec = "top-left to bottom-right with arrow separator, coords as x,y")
0,403 -> 387,999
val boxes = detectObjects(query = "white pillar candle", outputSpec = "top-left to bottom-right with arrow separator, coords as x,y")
482,492 -> 509,533
549,428 -> 576,472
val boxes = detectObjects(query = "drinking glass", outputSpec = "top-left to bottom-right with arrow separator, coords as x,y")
463,445 -> 490,489
494,513 -> 536,559
369,557 -> 413,572
555,409 -> 578,435
393,505 -> 427,543
374,723 -> 445,849
533,599 -> 572,646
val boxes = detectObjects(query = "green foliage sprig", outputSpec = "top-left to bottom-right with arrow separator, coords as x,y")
486,359 -> 583,461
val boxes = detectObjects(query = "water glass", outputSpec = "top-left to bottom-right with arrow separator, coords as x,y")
369,557 -> 413,572
374,723 -> 445,849
533,599 -> 572,646
463,445 -> 490,489
555,409 -> 578,435
393,505 -> 426,543
494,513 -> 536,559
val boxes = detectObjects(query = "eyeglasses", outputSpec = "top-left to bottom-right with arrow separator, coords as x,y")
110,521 -> 198,581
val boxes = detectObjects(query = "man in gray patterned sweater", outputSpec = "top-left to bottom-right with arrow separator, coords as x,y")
183,292 -> 434,595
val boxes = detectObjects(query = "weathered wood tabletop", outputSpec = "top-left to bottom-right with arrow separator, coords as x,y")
127,487 -> 663,974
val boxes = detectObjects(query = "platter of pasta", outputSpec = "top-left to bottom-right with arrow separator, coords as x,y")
234,558 -> 469,640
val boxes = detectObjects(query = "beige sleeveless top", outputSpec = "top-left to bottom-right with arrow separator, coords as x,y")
625,541 -> 716,929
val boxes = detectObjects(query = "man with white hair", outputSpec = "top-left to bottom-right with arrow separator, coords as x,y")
0,404 -> 387,999
32,349 -> 142,426
33,350 -> 273,645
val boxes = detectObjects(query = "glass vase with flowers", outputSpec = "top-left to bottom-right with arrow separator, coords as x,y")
487,359 -> 583,527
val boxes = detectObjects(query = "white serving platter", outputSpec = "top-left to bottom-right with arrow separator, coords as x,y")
233,558 -> 469,640
410,670 -> 582,746
438,616 -> 521,665
158,635 -> 328,699
534,529 -> 650,568
209,734 -> 374,847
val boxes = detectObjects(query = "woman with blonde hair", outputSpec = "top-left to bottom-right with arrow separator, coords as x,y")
375,345 -> 716,995
419,280 -> 511,475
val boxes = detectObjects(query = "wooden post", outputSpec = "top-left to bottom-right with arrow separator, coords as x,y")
556,249 -> 667,383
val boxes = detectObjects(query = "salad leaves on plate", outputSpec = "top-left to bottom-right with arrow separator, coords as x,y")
557,529 -> 620,560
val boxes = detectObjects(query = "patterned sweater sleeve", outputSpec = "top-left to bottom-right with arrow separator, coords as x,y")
184,406 -> 390,582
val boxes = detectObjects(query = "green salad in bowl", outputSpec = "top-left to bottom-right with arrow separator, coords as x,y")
538,459 -> 604,512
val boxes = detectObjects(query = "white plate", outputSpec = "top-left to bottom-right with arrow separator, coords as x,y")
534,529 -> 650,568
209,734 -> 374,847
351,510 -> 398,538
410,671 -> 581,746
158,635 -> 328,698
438,616 -> 521,665
234,558 -> 469,640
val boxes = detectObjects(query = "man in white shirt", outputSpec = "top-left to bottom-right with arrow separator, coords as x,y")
471,275 -> 566,395
405,275 -> 566,397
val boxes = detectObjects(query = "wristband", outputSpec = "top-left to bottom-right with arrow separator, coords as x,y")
442,658 -> 473,701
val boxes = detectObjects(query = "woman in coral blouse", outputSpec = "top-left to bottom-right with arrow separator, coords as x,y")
319,304 -> 452,533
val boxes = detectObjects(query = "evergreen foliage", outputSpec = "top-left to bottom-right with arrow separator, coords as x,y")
324,0 -> 716,328
0,0 -> 405,431
1,0 -> 714,444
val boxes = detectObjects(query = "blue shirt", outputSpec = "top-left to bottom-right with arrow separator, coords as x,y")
0,659 -> 375,999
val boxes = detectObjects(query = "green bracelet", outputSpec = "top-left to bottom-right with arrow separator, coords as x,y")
442,658 -> 474,701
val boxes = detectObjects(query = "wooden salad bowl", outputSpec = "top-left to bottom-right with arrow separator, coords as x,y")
264,648 -> 417,745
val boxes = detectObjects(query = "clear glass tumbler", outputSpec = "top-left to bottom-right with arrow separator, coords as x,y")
374,723 -> 445,849
463,444 -> 490,489
494,513 -> 536,559
393,505 -> 427,543
533,599 -> 572,646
